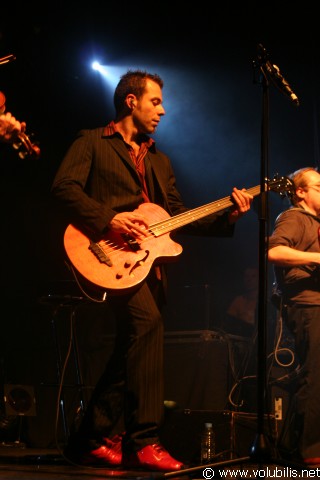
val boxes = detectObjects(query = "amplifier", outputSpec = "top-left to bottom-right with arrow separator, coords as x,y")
163,330 -> 230,411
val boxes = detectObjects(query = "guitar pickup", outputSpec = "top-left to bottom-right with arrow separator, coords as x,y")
122,234 -> 141,252
89,241 -> 113,266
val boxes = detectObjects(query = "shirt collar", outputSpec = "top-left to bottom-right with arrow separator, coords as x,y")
102,120 -> 155,149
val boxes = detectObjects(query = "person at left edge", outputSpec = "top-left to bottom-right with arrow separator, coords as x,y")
0,91 -> 26,144
51,69 -> 253,471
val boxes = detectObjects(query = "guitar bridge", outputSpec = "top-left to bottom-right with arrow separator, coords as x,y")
89,241 -> 113,266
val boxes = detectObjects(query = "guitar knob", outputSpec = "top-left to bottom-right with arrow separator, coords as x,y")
124,262 -> 131,268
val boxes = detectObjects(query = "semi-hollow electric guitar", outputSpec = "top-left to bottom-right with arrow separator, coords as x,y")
64,176 -> 294,295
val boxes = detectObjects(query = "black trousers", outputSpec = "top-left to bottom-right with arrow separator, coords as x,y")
283,304 -> 320,459
75,269 -> 165,453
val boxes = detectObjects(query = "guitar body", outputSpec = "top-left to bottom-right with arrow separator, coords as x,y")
64,203 -> 183,294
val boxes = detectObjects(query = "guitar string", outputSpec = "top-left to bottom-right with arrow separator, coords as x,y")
95,180 -> 291,257
97,186 -> 261,256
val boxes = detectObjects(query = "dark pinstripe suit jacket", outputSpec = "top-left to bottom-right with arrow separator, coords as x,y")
51,127 -> 234,291
52,127 -> 233,236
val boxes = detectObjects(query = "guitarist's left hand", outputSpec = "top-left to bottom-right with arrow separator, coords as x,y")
228,187 -> 253,224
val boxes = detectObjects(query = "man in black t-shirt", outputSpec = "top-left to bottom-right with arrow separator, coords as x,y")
268,166 -> 320,468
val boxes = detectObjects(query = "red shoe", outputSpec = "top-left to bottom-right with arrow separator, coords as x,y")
102,433 -> 123,456
304,457 -> 320,467
123,443 -> 184,471
81,440 -> 122,466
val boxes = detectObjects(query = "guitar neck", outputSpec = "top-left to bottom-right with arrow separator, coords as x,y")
150,185 -> 261,237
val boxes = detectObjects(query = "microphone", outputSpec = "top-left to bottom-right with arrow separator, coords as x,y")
257,44 -> 299,106
265,61 -> 300,106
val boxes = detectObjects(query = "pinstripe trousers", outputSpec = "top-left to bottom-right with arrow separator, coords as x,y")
75,267 -> 166,453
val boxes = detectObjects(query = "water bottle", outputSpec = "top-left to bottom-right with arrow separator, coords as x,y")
200,422 -> 215,464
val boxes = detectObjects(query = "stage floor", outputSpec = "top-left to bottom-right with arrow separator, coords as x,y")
0,445 -> 314,480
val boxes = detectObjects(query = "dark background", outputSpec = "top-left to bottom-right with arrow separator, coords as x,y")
0,3 -> 314,446
1,4 -> 318,314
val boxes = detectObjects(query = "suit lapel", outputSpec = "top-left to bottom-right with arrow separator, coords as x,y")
107,135 -> 138,175
146,152 -> 169,208
144,155 -> 155,201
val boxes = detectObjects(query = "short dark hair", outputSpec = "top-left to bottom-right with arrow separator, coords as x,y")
113,70 -> 164,115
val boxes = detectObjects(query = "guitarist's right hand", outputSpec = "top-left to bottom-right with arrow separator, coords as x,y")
109,211 -> 149,239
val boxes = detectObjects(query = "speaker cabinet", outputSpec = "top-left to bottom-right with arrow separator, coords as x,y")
3,384 -> 36,417
164,330 -> 230,411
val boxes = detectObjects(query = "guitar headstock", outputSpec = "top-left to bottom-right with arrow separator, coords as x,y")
267,175 -> 295,199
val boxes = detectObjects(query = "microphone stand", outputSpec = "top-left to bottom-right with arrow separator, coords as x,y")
164,44 -> 305,478
249,43 -> 274,463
